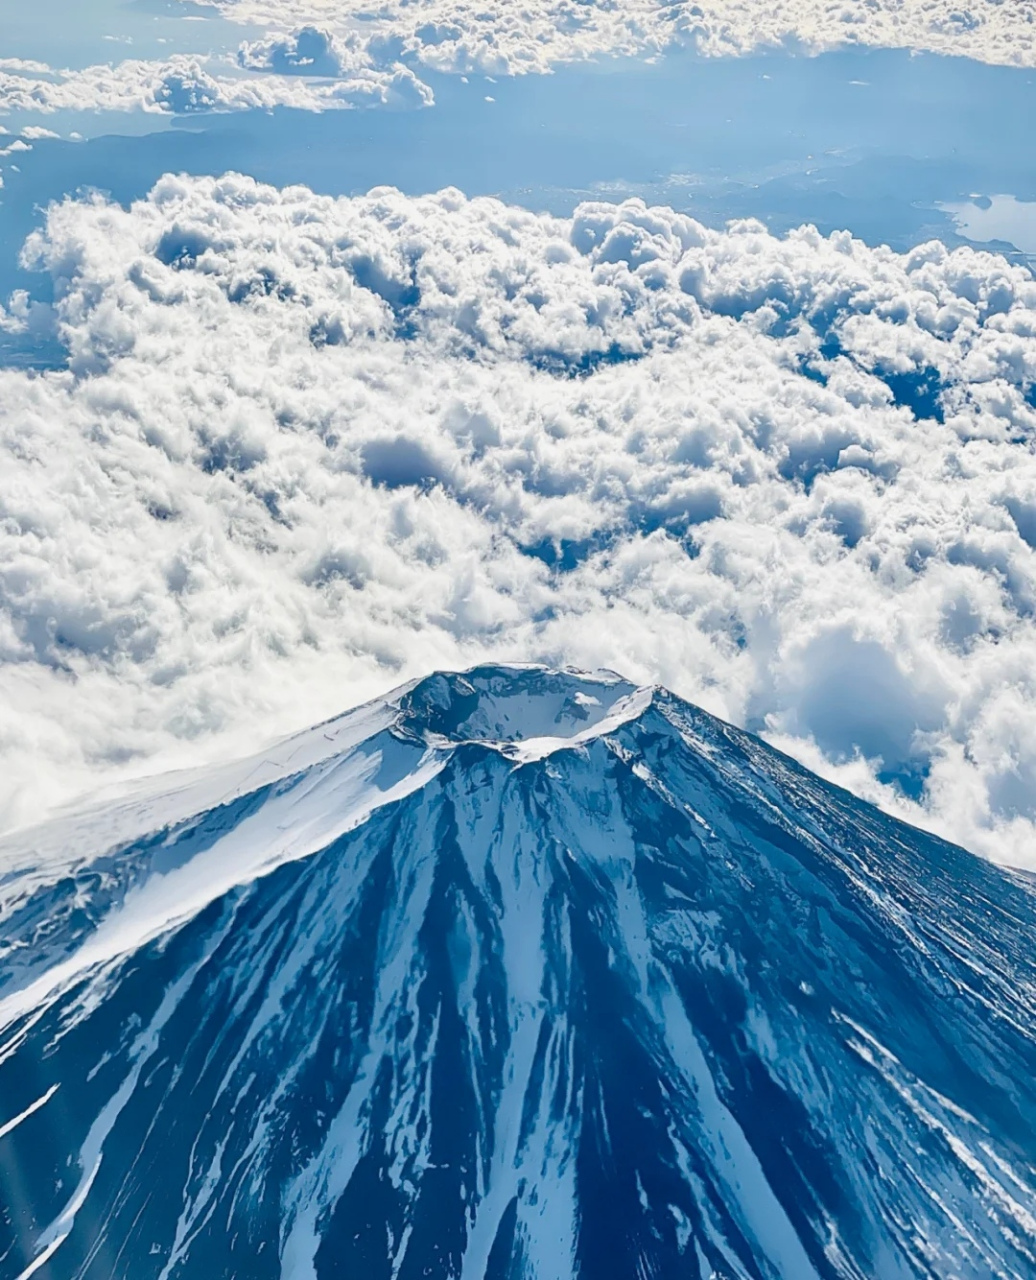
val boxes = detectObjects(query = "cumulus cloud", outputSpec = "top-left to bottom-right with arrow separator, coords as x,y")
0,59 -> 52,75
237,25 -> 360,77
207,0 -> 1036,73
4,1 -> 1029,120
3,174 -> 1036,865
0,53 -> 431,118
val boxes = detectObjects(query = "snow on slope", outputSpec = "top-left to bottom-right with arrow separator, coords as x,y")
1,664 -> 1036,1279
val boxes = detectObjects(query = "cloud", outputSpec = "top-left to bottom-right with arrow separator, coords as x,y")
237,25 -> 361,77
0,53 -> 432,118
3,1 -> 1028,122
205,0 -> 1036,73
2,174 -> 1036,866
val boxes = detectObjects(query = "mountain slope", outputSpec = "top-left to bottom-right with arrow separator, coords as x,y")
2,665 -> 1036,1280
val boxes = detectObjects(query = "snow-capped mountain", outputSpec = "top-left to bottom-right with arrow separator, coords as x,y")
2,664 -> 1036,1280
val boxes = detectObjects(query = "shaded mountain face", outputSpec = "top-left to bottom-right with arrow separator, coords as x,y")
2,666 -> 1036,1280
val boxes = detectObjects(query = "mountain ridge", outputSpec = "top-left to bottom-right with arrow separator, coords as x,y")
2,665 -> 1036,1280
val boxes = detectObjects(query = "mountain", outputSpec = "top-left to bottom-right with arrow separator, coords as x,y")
2,664 -> 1036,1280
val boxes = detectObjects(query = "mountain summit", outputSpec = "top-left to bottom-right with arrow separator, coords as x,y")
2,665 -> 1036,1280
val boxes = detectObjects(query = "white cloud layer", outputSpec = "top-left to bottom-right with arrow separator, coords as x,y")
0,53 -> 432,118
3,174 -> 1036,865
2,0 -> 1033,120
210,0 -> 1036,73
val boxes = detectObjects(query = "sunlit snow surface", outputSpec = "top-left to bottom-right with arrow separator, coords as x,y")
2,665 -> 1036,1279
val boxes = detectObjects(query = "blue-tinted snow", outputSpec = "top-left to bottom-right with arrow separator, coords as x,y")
2,666 -> 1036,1278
